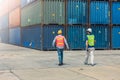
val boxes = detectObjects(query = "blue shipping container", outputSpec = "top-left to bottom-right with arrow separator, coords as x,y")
21,25 -> 41,49
67,0 -> 87,24
43,25 -> 65,50
0,29 -> 9,43
0,14 -> 8,29
91,26 -> 109,49
90,1 -> 109,24
67,25 -> 86,49
9,27 -> 21,45
112,26 -> 120,48
112,2 -> 120,24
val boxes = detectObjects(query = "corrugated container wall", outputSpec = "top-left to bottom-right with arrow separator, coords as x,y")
67,0 -> 87,24
8,0 -> 20,11
43,0 -> 65,24
67,25 -> 86,49
0,29 -> 9,43
112,26 -> 120,48
21,25 -> 41,49
0,14 -> 9,29
21,0 -> 36,8
9,27 -> 21,45
112,2 -> 120,24
43,25 -> 65,50
90,1 -> 110,24
21,0 -> 42,27
91,26 -> 110,49
0,0 -> 9,17
9,8 -> 20,28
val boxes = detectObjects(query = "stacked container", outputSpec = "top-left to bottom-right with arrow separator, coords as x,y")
0,14 -> 9,43
21,0 -> 42,27
0,0 -> 9,43
66,0 -> 87,49
21,25 -> 42,49
42,0 -> 65,50
21,0 -> 42,49
9,0 -> 21,45
111,1 -> 120,48
42,25 -> 65,50
43,0 -> 65,24
89,0 -> 110,49
67,0 -> 87,24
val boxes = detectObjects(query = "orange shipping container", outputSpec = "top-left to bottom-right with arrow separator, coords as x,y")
8,0 -> 20,12
9,8 -> 20,28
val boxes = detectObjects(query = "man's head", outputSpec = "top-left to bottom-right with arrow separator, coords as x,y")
58,29 -> 62,35
87,28 -> 92,34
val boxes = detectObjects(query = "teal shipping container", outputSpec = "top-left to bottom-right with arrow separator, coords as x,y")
91,26 -> 110,49
67,25 -> 86,49
43,0 -> 65,24
21,0 -> 42,27
90,1 -> 110,24
67,0 -> 87,24
112,26 -> 120,48
112,2 -> 120,24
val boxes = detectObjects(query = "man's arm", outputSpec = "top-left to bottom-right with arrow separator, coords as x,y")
52,37 -> 56,47
64,37 -> 69,49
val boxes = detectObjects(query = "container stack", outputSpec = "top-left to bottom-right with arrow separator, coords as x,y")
111,0 -> 120,49
89,0 -> 110,49
0,0 -> 9,43
21,0 -> 42,50
42,0 -> 65,50
66,0 -> 87,49
9,0 -> 21,46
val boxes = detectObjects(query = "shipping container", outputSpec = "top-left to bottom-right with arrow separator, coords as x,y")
21,0 -> 42,27
8,0 -> 20,11
67,0 -> 87,24
67,25 -> 86,49
112,2 -> 120,24
21,0 -> 36,8
0,0 -> 9,17
90,1 -> 110,24
0,29 -> 9,43
91,26 -> 110,49
0,14 -> 9,29
9,27 -> 21,45
112,26 -> 120,48
43,0 -> 65,24
21,25 -> 41,49
43,25 -> 65,50
9,8 -> 20,28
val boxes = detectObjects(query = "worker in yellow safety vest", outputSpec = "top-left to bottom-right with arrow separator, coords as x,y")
52,29 -> 69,66
85,28 -> 96,66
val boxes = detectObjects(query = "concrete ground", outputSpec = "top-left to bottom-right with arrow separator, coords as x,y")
0,43 -> 119,80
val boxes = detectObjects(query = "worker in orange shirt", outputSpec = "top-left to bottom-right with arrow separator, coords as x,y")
52,30 -> 69,66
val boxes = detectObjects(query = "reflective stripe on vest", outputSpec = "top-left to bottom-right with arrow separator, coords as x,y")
56,35 -> 64,47
87,35 -> 95,46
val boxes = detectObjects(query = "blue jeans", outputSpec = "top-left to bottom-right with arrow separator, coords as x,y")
57,48 -> 63,64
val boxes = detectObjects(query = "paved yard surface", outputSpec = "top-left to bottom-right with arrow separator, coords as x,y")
0,43 -> 120,80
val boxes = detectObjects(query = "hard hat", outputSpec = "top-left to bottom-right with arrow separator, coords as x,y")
58,29 -> 62,34
87,28 -> 92,33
